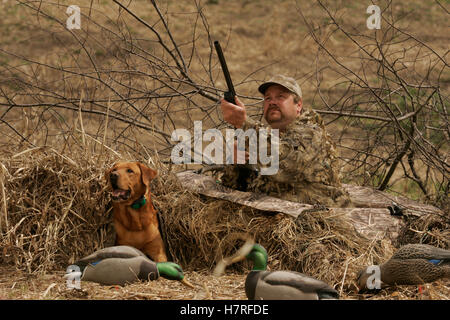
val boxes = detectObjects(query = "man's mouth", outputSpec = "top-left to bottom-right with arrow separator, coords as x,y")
268,104 -> 280,112
111,188 -> 131,201
268,108 -> 281,116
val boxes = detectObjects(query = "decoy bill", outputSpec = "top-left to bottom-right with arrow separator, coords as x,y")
65,245 -> 194,288
230,244 -> 339,300
357,244 -> 450,292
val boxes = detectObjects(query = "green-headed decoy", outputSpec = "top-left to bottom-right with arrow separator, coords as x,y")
64,245 -> 194,288
357,244 -> 450,292
231,244 -> 339,300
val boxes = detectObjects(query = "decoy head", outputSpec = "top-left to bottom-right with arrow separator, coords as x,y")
231,244 -> 268,271
156,262 -> 194,288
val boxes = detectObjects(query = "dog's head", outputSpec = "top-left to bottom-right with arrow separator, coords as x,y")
105,161 -> 157,203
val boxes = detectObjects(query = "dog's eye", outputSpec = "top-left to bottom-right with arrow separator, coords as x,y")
127,169 -> 134,173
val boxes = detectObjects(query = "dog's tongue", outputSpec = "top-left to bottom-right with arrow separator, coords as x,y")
112,189 -> 127,197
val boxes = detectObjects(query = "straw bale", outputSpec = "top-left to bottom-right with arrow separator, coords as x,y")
0,146 -> 116,273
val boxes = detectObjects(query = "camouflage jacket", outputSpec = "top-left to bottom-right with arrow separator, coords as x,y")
219,109 -> 352,208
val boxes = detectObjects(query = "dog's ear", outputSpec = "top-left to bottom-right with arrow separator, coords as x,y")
137,162 -> 157,188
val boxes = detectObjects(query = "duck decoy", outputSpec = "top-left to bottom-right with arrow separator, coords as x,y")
357,244 -> 450,293
64,245 -> 194,288
230,244 -> 339,300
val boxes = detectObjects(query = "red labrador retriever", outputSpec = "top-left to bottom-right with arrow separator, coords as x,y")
105,161 -> 167,262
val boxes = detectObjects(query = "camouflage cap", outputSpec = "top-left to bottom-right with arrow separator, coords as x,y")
258,75 -> 302,98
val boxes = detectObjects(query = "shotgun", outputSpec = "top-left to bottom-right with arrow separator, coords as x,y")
214,40 -> 236,104
214,41 -> 258,191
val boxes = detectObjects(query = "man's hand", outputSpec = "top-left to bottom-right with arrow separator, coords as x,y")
220,96 -> 246,129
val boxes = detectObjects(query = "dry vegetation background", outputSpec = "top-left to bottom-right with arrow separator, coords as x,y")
0,0 -> 448,300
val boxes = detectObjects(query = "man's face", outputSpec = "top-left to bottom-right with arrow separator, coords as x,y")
263,84 -> 302,130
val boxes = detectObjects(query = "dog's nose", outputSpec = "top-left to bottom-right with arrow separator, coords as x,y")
110,172 -> 119,188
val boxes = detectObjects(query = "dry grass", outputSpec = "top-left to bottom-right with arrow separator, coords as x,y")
0,145 -> 117,273
0,145 -> 448,300
0,265 -> 248,300
0,265 -> 448,300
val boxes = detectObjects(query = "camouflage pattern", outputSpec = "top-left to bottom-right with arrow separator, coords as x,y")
176,171 -> 438,242
219,108 -> 352,208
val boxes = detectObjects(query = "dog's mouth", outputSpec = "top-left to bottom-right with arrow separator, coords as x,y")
111,188 -> 131,201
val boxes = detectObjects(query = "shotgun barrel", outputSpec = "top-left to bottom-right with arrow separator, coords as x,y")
214,40 -> 236,104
